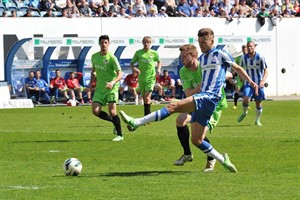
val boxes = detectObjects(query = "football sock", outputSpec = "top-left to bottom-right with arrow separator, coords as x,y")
98,111 -> 113,122
203,137 -> 214,161
242,103 -> 249,114
119,93 -> 124,101
234,93 -> 239,106
144,104 -> 151,116
197,140 -> 224,163
135,107 -> 170,126
256,107 -> 262,121
112,115 -> 122,136
176,125 -> 191,155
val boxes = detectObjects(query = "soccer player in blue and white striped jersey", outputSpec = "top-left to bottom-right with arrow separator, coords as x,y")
120,28 -> 258,173
237,41 -> 268,126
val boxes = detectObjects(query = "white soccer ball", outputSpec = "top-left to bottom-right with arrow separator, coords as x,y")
63,158 -> 82,176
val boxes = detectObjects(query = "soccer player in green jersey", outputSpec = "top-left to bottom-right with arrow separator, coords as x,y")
130,36 -> 161,116
90,35 -> 124,142
173,44 -> 230,172
232,45 -> 247,109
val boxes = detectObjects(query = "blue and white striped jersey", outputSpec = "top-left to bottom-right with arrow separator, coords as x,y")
199,48 -> 234,97
241,52 -> 267,85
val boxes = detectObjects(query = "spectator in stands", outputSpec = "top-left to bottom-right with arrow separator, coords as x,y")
78,0 -> 92,16
93,6 -> 108,17
269,0 -> 282,15
153,72 -> 165,101
117,6 -> 131,18
177,0 -> 193,17
119,0 -> 131,9
61,7 -> 69,17
189,0 -> 199,14
10,10 -> 17,18
219,0 -> 232,15
135,8 -> 146,17
64,0 -> 80,17
66,72 -> 91,104
251,1 -> 260,17
119,71 -> 139,105
43,8 -> 56,17
23,9 -> 34,17
109,0 -> 121,15
193,7 -> 203,17
159,69 -> 176,101
146,0 -> 158,15
101,0 -> 111,15
1,11 -> 8,17
202,8 -> 212,17
25,71 -> 40,104
238,0 -> 252,17
133,0 -> 147,16
157,6 -> 169,17
282,7 -> 295,17
209,0 -> 219,16
200,0 -> 210,11
27,0 -> 41,15
89,0 -> 102,13
228,7 -> 238,18
40,0 -> 54,11
294,0 -> 300,16
147,7 -> 158,16
107,9 -> 117,17
257,6 -> 270,17
164,0 -> 176,16
35,70 -> 51,104
125,4 -> 135,16
282,0 -> 296,15
49,69 -> 74,104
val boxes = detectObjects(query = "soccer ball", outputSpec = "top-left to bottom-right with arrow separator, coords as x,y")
63,158 -> 82,176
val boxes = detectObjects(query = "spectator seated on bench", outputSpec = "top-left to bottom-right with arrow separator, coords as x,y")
66,71 -> 92,104
49,69 -> 75,104
159,69 -> 176,101
119,71 -> 139,105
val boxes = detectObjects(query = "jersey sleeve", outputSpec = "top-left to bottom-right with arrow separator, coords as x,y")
131,51 -> 138,64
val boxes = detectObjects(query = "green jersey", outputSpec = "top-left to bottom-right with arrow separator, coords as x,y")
131,49 -> 160,82
179,64 -> 202,90
91,51 -> 121,93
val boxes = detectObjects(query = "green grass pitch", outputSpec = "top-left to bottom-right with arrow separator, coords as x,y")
0,100 -> 299,199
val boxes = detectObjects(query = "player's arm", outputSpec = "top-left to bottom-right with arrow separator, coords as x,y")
184,83 -> 201,97
260,68 -> 268,88
89,69 -> 96,88
156,60 -> 161,75
231,62 -> 258,95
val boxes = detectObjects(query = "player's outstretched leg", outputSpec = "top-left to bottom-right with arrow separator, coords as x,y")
120,108 -> 171,132
222,153 -> 237,173
119,110 -> 138,132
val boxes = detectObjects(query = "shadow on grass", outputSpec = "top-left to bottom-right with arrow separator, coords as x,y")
53,170 -> 191,178
218,124 -> 251,128
13,139 -> 111,143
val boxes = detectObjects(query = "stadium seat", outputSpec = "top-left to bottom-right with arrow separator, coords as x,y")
64,72 -> 71,81
0,3 -> 5,12
6,2 -> 18,11
83,73 -> 91,87
11,71 -> 26,98
32,10 -> 40,17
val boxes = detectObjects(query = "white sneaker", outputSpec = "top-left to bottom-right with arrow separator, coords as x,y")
174,154 -> 193,166
112,135 -> 123,142
203,159 -> 216,173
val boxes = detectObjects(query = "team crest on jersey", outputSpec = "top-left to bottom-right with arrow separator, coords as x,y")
212,56 -> 218,62
104,60 -> 108,65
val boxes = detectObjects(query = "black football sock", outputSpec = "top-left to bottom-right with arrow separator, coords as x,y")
234,93 -> 239,106
112,115 -> 122,136
144,104 -> 151,116
98,111 -> 113,122
176,125 -> 192,155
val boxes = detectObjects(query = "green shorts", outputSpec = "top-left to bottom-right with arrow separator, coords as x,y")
139,79 -> 155,95
236,78 -> 244,89
92,90 -> 118,106
216,88 -> 228,111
